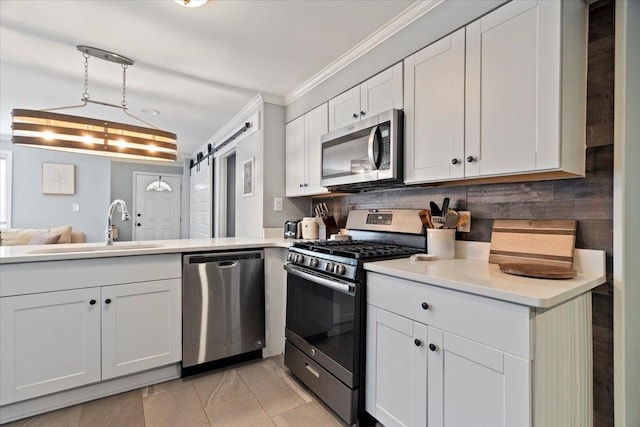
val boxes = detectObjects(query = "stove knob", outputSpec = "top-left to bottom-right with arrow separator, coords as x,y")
295,254 -> 305,264
287,253 -> 294,262
335,264 -> 346,275
309,258 -> 319,268
325,262 -> 335,273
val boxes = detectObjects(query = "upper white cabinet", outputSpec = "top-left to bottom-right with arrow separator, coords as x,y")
286,103 -> 329,197
328,62 -> 403,132
405,0 -> 587,184
404,28 -> 465,183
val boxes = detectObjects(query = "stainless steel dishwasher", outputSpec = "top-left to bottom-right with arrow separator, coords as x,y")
182,250 -> 265,370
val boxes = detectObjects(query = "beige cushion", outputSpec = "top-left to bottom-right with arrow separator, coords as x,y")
28,233 -> 61,245
70,231 -> 86,243
0,226 -> 73,246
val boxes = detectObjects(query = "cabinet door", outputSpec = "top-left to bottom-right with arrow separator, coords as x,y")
428,327 -> 530,427
466,1 -> 561,177
304,103 -> 329,195
0,288 -> 101,404
360,62 -> 403,119
102,279 -> 181,379
366,306 -> 427,427
285,115 -> 306,197
404,28 -> 465,184
328,86 -> 360,132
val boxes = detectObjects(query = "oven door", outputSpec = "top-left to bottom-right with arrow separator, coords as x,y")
284,263 -> 359,388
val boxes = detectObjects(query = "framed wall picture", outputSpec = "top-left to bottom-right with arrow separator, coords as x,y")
42,162 -> 75,195
243,158 -> 254,197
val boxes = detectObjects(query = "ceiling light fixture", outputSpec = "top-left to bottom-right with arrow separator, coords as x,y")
11,46 -> 178,162
175,0 -> 208,8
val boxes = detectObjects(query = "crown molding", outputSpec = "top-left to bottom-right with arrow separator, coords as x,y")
283,0 -> 444,105
260,92 -> 286,106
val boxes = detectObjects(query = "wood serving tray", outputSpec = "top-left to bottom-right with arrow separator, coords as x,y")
498,262 -> 577,279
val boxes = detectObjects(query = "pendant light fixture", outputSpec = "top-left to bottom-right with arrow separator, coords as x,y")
11,46 -> 178,162
175,0 -> 208,7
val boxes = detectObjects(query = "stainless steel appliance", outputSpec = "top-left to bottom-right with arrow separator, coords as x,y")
182,250 -> 265,371
320,109 -> 403,190
284,219 -> 302,238
284,209 -> 424,425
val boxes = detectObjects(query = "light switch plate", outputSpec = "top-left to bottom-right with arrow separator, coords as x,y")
274,197 -> 283,212
72,202 -> 80,212
457,211 -> 471,232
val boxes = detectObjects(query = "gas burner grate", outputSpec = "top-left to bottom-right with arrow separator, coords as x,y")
293,240 -> 420,260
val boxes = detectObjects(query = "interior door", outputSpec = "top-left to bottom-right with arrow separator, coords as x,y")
134,173 -> 182,241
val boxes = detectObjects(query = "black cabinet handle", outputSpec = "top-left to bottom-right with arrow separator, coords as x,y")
352,113 -> 358,119
451,158 -> 459,165
360,111 -> 366,116
89,299 -> 96,305
421,302 -> 429,310
467,156 -> 475,163
137,213 -> 141,217
429,343 -> 437,352
136,223 -> 141,227
105,298 -> 112,304
414,339 -> 422,347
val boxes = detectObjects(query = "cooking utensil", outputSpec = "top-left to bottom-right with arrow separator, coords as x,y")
443,209 -> 459,229
429,201 -> 441,217
441,197 -> 450,215
456,213 -> 470,228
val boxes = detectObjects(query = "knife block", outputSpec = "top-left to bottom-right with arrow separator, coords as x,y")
316,216 -> 340,240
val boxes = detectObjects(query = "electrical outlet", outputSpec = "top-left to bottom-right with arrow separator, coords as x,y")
457,211 -> 471,232
274,197 -> 283,212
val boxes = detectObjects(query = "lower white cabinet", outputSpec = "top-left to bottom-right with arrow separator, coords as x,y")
0,288 -> 102,405
0,277 -> 181,405
366,272 -> 592,427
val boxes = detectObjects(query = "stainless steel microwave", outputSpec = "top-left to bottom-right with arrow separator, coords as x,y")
320,109 -> 403,189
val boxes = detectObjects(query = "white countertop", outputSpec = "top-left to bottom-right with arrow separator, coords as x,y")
364,242 -> 607,308
0,237 -> 294,264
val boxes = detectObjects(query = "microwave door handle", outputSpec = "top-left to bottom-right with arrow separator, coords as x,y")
367,126 -> 380,171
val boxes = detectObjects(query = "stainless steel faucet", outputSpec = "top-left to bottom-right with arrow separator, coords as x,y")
105,199 -> 131,245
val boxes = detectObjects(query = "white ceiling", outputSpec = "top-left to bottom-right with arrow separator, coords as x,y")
0,0 -> 414,157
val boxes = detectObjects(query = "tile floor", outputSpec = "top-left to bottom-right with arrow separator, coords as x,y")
2,356 -> 349,427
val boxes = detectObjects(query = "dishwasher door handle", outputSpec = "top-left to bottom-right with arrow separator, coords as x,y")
217,261 -> 238,268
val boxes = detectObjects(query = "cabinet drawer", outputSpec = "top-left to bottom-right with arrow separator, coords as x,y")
367,272 -> 531,359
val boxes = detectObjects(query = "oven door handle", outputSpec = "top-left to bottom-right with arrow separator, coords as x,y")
284,264 -> 354,295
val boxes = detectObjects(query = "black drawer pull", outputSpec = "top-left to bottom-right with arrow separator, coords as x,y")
429,343 -> 437,352
421,302 -> 429,310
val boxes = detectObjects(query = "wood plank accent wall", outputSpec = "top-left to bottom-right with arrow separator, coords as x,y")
316,1 -> 615,424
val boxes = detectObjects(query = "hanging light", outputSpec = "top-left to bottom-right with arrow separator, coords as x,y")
11,46 -> 178,162
175,0 -> 208,7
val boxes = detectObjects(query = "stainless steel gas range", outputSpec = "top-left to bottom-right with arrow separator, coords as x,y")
284,209 -> 425,426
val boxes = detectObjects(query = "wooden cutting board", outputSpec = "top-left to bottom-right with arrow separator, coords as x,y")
489,219 -> 577,269
499,262 -> 577,279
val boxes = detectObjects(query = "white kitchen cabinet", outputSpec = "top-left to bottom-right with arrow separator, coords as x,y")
0,288 -> 101,405
101,279 -> 181,379
366,271 -> 592,427
405,0 -> 587,184
0,255 -> 182,405
328,62 -> 403,132
285,103 -> 329,197
404,28 -> 465,183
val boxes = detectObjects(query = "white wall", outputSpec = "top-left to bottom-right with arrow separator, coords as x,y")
614,0 -> 640,425
0,139 -> 110,243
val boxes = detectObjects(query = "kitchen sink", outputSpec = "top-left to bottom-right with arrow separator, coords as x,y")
28,243 -> 165,254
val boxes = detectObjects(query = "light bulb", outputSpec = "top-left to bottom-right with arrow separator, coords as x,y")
175,0 -> 207,7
